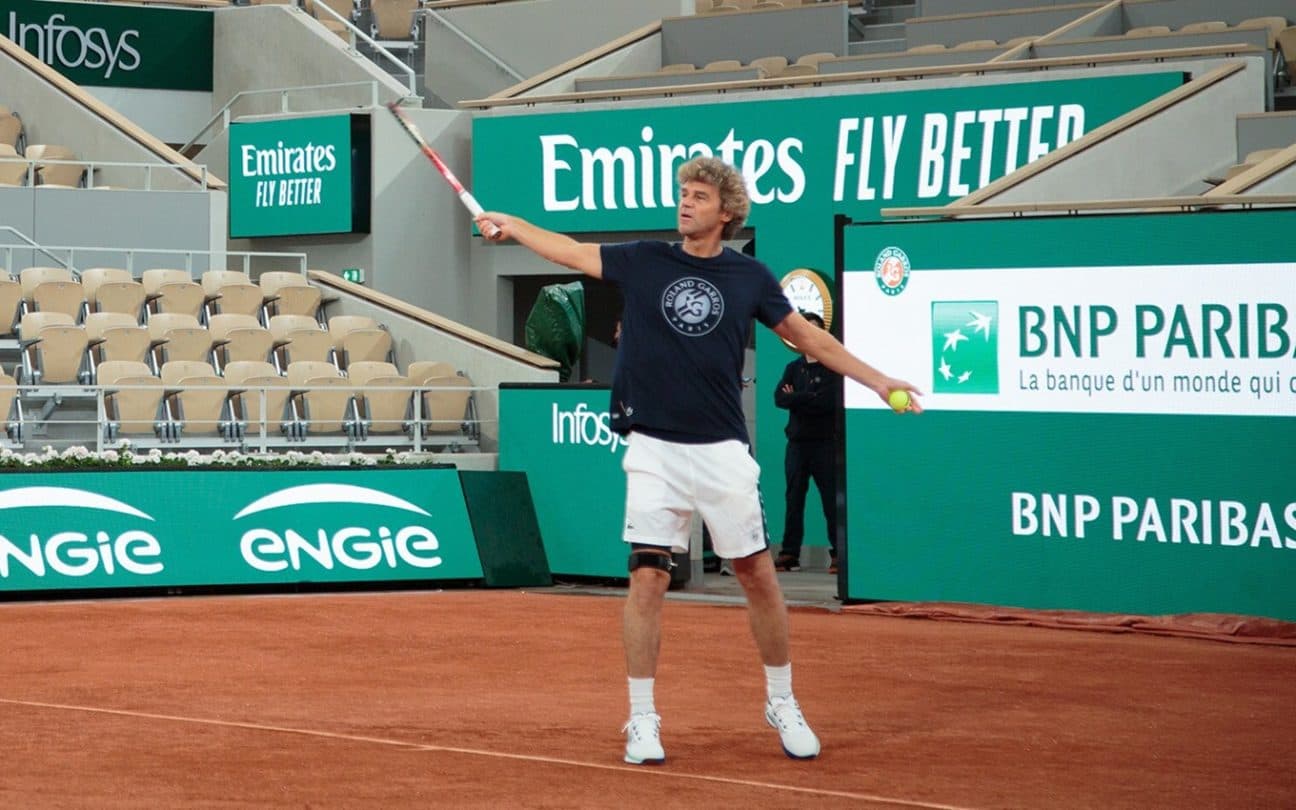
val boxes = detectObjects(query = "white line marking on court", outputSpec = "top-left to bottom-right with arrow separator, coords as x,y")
0,697 -> 973,809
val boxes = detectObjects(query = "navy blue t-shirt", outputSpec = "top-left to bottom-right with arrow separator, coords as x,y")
601,240 -> 793,443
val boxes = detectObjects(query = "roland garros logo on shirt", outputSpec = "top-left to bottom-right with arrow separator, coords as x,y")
662,277 -> 724,336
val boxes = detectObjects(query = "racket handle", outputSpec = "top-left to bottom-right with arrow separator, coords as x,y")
460,191 -> 501,238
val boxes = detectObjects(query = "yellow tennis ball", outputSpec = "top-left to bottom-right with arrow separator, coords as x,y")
888,390 -> 910,413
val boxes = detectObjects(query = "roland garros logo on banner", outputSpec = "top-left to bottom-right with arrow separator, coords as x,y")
0,486 -> 163,578
874,246 -> 911,296
235,483 -> 443,573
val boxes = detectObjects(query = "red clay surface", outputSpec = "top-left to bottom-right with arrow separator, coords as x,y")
1,590 -> 1292,808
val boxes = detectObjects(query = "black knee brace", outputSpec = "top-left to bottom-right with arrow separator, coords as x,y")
628,546 -> 675,573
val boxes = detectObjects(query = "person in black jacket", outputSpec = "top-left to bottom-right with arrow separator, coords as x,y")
774,312 -> 842,573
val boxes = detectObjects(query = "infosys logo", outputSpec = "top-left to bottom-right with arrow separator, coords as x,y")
551,403 -> 624,452
0,487 -> 163,578
236,484 -> 442,573
7,12 -> 142,81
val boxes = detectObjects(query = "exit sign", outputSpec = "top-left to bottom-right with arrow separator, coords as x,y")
341,267 -> 365,284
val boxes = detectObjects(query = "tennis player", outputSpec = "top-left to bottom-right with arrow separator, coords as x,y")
477,156 -> 921,765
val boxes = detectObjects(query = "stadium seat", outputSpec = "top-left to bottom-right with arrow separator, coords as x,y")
0,144 -> 28,186
208,313 -> 274,372
0,363 -> 22,446
18,311 -> 89,385
201,270 -> 264,319
269,313 -> 335,369
796,51 -> 835,67
260,271 -> 323,320
99,360 -> 168,441
952,39 -> 999,51
348,360 -> 412,436
327,314 -> 392,369
224,360 -> 296,442
418,374 -> 475,439
1237,17 -> 1289,49
147,312 -> 212,369
371,0 -> 419,39
661,63 -> 698,73
1125,26 -> 1172,37
1179,21 -> 1227,34
286,361 -> 361,441
406,359 -> 457,382
19,267 -> 83,321
160,360 -> 235,440
25,144 -> 85,187
142,269 -> 205,320
0,275 -> 23,337
1278,26 -> 1296,82
86,312 -> 150,369
703,59 -> 744,71
0,110 -> 22,150
750,55 -> 789,77
81,268 -> 146,320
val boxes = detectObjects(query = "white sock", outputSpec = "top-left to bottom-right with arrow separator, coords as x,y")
765,663 -> 793,701
628,677 -> 656,716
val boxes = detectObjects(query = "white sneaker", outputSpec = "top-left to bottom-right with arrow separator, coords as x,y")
622,711 -> 665,765
765,695 -> 821,759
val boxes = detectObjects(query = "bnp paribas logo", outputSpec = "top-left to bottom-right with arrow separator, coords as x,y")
931,301 -> 998,394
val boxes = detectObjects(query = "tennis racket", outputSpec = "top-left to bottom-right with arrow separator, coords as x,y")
386,101 -> 500,238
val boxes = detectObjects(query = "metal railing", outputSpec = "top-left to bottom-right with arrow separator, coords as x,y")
182,80 -> 387,155
309,1 -> 421,96
0,157 -> 211,191
0,240 -> 308,278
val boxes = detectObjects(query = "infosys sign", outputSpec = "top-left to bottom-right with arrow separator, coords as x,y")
228,114 -> 372,239
0,469 -> 483,591
5,0 -> 213,91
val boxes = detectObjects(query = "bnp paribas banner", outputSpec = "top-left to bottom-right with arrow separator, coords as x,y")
498,384 -> 626,578
5,0 -> 212,91
0,468 -> 483,591
471,72 -> 1184,230
228,114 -> 362,239
839,209 -> 1296,621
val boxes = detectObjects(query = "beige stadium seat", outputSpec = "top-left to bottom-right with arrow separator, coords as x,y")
286,361 -> 359,439
99,360 -> 167,440
201,270 -> 263,319
753,1 -> 785,9
796,51 -> 835,67
31,279 -> 86,321
1277,26 -> 1296,82
147,312 -> 212,368
161,360 -> 232,439
19,266 -> 75,304
703,59 -> 743,71
908,43 -> 948,53
0,363 -> 21,446
86,312 -> 150,367
208,313 -> 274,372
224,360 -> 295,441
419,374 -> 474,438
25,144 -> 85,187
660,63 -> 697,73
0,144 -> 29,186
0,112 -> 22,150
1237,16 -> 1289,48
260,271 -> 323,319
328,315 -> 392,369
304,0 -> 354,40
750,55 -> 789,77
371,0 -> 419,39
1179,20 -> 1227,34
781,63 -> 819,77
18,311 -> 88,385
142,269 -> 205,320
0,275 -> 23,337
81,267 -> 145,319
406,360 -> 457,383
1125,25 -> 1171,37
952,39 -> 999,50
349,361 -> 412,436
268,313 -> 335,370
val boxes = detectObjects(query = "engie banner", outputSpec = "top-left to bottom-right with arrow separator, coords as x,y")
0,468 -> 483,592
4,0 -> 213,91
839,209 -> 1296,620
498,384 -> 626,578
471,72 -> 1184,232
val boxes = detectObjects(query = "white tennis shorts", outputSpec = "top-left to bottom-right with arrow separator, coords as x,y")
620,431 -> 769,559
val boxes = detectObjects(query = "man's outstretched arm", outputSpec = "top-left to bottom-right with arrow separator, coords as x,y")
773,311 -> 924,412
476,212 -> 603,279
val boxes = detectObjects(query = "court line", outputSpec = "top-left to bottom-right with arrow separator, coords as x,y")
0,697 -> 973,810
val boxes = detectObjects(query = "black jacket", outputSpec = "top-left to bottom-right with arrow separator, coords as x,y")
773,357 -> 841,441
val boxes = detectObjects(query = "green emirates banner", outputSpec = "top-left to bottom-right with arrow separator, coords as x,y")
4,0 -> 213,91
471,72 -> 1184,232
228,114 -> 369,239
839,209 -> 1296,620
0,468 -> 483,592
498,384 -> 626,578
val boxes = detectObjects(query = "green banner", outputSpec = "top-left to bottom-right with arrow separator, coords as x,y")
472,72 -> 1183,232
840,209 -> 1296,620
5,0 -> 213,91
228,114 -> 358,239
498,385 -> 626,578
0,468 -> 483,591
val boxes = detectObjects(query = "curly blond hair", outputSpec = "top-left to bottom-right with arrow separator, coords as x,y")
677,156 -> 750,240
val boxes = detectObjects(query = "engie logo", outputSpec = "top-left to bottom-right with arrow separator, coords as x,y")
0,487 -> 163,578
235,484 -> 442,573
551,403 -> 625,452
7,12 -> 142,81
932,301 -> 999,394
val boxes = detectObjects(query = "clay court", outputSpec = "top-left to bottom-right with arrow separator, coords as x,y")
2,587 -> 1293,808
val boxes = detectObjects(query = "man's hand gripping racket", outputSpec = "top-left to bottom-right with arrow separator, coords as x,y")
386,101 -> 502,239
